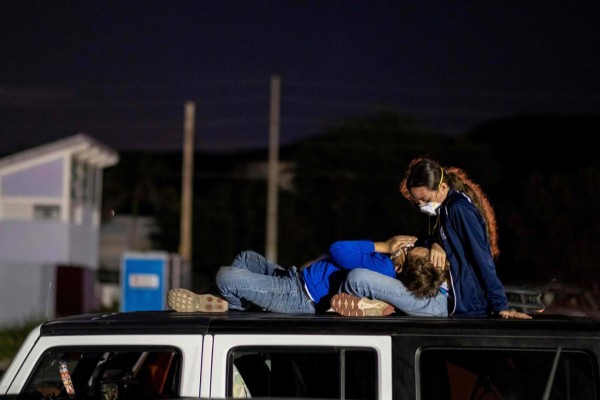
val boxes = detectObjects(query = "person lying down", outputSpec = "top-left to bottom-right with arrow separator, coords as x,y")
167,236 -> 449,317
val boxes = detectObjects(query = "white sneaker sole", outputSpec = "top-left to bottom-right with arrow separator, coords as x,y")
331,293 -> 394,317
168,288 -> 228,312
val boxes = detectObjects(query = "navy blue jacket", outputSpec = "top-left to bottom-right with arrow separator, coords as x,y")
419,189 -> 508,316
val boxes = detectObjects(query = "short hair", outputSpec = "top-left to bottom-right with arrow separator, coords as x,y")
397,253 -> 449,299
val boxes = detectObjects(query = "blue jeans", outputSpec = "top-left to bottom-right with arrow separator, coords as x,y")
341,269 -> 448,317
216,250 -> 316,314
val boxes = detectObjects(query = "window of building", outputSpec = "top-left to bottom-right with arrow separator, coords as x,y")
418,347 -> 596,399
33,205 -> 61,220
87,164 -> 97,206
71,158 -> 82,202
228,346 -> 377,400
20,347 -> 181,400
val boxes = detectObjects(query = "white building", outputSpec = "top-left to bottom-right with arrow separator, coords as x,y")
0,133 -> 118,328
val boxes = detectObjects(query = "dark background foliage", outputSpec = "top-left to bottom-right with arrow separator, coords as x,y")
102,112 -> 600,291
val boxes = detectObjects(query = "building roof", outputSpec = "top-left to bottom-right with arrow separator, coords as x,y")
0,133 -> 119,171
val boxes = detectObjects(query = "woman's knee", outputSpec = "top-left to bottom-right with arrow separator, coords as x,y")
233,250 -> 253,264
342,269 -> 373,292
216,266 -> 245,288
346,269 -> 373,281
231,250 -> 261,268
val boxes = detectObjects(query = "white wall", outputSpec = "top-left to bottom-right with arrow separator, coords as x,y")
0,221 -> 70,263
0,261 -> 55,329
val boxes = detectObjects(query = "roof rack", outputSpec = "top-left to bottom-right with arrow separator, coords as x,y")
504,286 -> 546,313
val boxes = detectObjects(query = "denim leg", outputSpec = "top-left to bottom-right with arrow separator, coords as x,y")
216,265 -> 315,314
341,269 -> 448,317
230,250 -> 285,275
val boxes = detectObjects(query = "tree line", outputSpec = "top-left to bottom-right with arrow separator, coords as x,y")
102,111 -> 600,291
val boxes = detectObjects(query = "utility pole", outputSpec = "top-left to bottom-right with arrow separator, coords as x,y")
265,75 -> 281,262
180,101 -> 195,267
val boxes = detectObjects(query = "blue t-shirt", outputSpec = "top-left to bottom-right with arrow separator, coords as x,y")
301,240 -> 395,309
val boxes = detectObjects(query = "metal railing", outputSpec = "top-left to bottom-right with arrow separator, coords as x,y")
504,286 -> 546,313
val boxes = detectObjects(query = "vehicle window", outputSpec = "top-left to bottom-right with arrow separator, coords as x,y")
19,347 -> 180,400
418,347 -> 596,400
229,346 -> 377,400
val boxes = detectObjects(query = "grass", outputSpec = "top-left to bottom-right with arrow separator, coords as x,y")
0,307 -> 119,375
0,321 -> 43,365
0,305 -> 120,366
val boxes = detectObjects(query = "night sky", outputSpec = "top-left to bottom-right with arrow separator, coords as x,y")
1,1 -> 599,154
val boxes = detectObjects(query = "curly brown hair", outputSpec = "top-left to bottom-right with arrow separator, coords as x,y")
399,157 -> 499,259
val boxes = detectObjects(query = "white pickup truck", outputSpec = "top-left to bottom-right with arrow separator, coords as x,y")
1,310 -> 599,399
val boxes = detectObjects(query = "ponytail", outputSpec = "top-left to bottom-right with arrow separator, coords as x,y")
444,167 -> 499,258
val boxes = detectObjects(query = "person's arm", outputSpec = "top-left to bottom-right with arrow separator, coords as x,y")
329,240 -> 397,277
414,225 -> 446,268
374,235 -> 417,269
374,235 -> 417,254
429,242 -> 447,269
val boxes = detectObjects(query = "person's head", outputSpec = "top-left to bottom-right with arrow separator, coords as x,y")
400,158 -> 449,217
396,246 -> 449,299
400,157 -> 499,259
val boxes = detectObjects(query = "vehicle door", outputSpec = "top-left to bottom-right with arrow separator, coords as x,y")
0,334 -> 204,399
207,334 -> 392,400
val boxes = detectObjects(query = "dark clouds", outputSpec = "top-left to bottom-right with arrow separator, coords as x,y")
1,1 -> 599,153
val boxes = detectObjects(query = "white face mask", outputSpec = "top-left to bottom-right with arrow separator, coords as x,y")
419,202 -> 441,216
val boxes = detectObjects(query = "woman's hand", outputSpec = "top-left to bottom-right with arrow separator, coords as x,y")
385,235 -> 417,254
429,242 -> 447,269
376,236 -> 416,271
499,309 -> 532,319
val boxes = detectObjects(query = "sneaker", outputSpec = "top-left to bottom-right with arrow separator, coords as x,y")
330,293 -> 394,317
168,288 -> 228,312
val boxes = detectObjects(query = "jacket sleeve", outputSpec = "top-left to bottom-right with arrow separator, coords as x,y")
449,203 -> 508,313
329,241 -> 395,277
